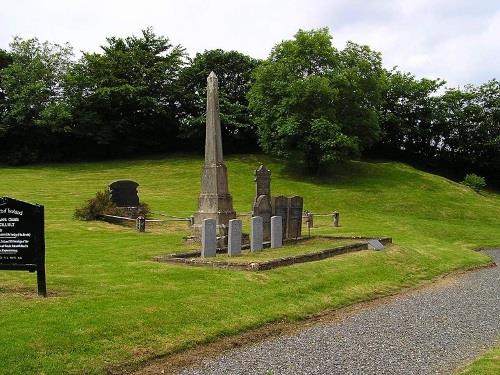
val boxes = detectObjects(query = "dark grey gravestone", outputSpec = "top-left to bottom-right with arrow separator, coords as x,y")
253,195 -> 272,241
108,180 -> 139,207
272,196 -> 288,240
368,239 -> 384,251
287,196 -> 303,239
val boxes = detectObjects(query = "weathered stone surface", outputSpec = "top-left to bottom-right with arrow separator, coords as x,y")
228,219 -> 242,256
192,72 -> 236,237
201,218 -> 217,257
251,216 -> 263,252
287,196 -> 303,239
270,216 -> 283,248
253,195 -> 272,241
254,164 -> 271,202
368,239 -> 384,250
108,180 -> 139,207
271,196 -> 288,240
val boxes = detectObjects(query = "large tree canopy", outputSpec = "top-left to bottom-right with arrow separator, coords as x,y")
65,28 -> 186,157
0,38 -> 73,163
248,28 -> 385,171
176,49 -> 260,152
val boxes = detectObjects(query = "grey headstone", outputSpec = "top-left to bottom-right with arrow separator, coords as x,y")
270,216 -> 283,248
368,239 -> 384,251
252,195 -> 272,241
228,219 -> 242,256
251,216 -> 263,252
287,196 -> 303,239
108,180 -> 139,207
201,218 -> 217,257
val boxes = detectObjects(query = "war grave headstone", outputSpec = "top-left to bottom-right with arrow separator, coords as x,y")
270,215 -> 283,248
0,197 -> 47,297
272,196 -> 288,240
287,196 -> 303,239
251,216 -> 263,252
228,219 -> 242,256
201,218 -> 217,257
108,180 -> 139,207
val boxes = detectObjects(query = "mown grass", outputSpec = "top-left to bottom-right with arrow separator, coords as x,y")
460,347 -> 500,374
213,237 -> 358,262
0,153 -> 499,374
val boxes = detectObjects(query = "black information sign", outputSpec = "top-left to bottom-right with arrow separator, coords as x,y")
0,197 -> 47,297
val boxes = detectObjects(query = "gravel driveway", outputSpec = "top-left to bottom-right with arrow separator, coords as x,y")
179,250 -> 500,375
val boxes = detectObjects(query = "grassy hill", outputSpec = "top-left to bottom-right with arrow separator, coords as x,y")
1,154 -> 499,374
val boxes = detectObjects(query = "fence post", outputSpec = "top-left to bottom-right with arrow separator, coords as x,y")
136,216 -> 146,232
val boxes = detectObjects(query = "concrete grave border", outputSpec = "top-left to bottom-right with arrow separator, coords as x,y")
153,236 -> 392,271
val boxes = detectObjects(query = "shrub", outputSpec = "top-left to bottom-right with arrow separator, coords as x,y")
462,173 -> 486,192
74,189 -> 150,221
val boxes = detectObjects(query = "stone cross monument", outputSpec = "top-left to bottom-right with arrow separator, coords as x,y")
192,72 -> 236,238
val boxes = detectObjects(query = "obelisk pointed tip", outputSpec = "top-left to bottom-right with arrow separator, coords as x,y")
208,71 -> 217,80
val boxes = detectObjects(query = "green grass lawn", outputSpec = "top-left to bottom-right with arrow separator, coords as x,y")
460,347 -> 500,374
211,237 -> 359,263
1,154 -> 499,374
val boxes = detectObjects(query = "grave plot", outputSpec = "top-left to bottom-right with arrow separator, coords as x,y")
154,236 -> 393,271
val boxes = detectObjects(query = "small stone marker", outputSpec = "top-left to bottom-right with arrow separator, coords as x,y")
251,216 -> 263,252
201,218 -> 217,257
270,216 -> 283,248
368,239 -> 384,251
228,219 -> 242,256
108,180 -> 139,207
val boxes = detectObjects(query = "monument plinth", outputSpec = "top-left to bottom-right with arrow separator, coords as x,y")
192,72 -> 236,238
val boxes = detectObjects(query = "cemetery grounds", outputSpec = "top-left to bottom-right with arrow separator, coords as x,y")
0,154 -> 499,374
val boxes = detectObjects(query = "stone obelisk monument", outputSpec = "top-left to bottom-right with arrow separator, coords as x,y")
192,72 -> 236,238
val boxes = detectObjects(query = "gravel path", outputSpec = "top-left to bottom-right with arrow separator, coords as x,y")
180,250 -> 500,375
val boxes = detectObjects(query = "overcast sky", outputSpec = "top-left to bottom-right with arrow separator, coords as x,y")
1,0 -> 498,87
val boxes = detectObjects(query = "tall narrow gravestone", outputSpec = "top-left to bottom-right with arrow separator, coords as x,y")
287,196 -> 304,239
272,196 -> 288,240
192,72 -> 236,239
270,215 -> 283,248
0,197 -> 46,297
201,218 -> 216,257
251,216 -> 263,252
228,219 -> 242,256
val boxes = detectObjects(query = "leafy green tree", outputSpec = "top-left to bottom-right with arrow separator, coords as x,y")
0,38 -> 73,163
0,48 -> 13,124
248,28 -> 384,171
438,80 -> 500,174
65,28 -> 186,156
378,70 -> 445,160
176,49 -> 260,152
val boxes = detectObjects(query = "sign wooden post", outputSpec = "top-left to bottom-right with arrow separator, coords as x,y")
0,197 -> 47,297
